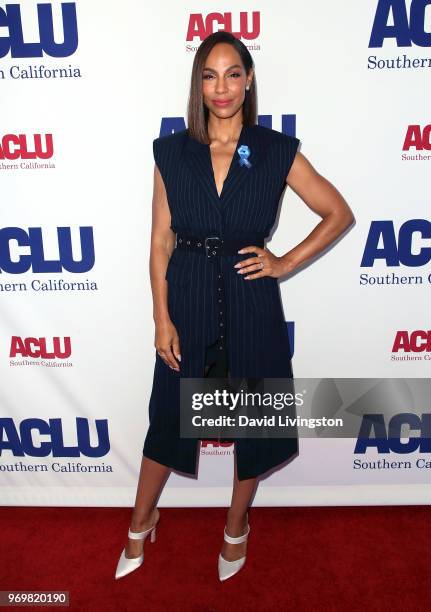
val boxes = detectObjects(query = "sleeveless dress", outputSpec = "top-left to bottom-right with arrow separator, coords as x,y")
143,123 -> 300,480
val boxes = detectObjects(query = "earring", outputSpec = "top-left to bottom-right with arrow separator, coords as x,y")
246,85 -> 250,91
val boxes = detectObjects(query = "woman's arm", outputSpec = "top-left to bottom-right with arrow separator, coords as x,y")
281,151 -> 355,274
236,151 -> 355,280
150,164 -> 181,370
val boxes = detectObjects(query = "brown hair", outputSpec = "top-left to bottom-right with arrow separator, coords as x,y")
187,31 -> 257,144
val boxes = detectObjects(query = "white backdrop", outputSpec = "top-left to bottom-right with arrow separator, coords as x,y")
1,0 -> 430,506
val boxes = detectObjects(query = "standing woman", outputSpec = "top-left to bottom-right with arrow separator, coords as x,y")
115,31 -> 353,581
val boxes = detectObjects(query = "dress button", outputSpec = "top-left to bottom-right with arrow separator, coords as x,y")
219,323 -> 223,326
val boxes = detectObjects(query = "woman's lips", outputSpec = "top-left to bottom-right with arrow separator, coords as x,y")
213,99 -> 233,107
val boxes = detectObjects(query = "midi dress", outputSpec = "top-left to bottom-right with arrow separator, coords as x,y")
143,123 -> 300,480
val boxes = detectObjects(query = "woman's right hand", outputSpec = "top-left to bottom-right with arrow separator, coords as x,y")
155,318 -> 181,371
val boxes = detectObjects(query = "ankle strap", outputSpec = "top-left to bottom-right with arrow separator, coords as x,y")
128,525 -> 155,540
223,524 -> 250,544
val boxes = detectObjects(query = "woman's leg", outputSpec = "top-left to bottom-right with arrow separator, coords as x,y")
125,455 -> 171,558
204,337 -> 256,560
224,376 -> 265,562
221,448 -> 258,561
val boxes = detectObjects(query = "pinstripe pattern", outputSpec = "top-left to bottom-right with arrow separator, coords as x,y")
143,124 -> 300,480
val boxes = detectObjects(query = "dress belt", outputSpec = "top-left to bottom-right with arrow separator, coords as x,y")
175,233 -> 265,257
174,233 -> 266,358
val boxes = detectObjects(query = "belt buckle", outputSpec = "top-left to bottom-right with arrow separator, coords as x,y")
204,236 -> 222,258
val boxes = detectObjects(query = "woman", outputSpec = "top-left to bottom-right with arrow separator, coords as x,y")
115,31 -> 354,581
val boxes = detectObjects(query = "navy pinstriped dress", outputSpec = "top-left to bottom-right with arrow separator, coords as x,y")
143,123 -> 300,480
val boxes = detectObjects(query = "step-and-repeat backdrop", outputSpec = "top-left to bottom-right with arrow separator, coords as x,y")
1,1 -> 430,506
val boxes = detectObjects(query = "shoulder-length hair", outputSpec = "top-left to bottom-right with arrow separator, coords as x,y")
187,31 -> 257,144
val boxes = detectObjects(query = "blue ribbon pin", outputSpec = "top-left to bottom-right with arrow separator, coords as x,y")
237,144 -> 251,168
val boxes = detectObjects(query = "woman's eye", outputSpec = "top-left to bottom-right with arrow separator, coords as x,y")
203,73 -> 241,79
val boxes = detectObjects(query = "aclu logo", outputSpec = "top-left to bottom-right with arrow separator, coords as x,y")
392,330 -> 431,352
156,115 -> 297,140
186,12 -> 260,50
369,0 -> 431,48
355,413 -> 431,453
0,2 -> 78,58
402,124 -> 431,163
361,219 -> 431,267
0,133 -> 53,160
200,440 -> 234,455
10,336 -> 72,359
403,124 -> 431,150
0,417 -> 110,457
201,441 -> 233,448
0,226 -> 94,273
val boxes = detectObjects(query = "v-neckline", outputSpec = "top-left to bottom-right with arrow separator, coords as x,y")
207,123 -> 245,199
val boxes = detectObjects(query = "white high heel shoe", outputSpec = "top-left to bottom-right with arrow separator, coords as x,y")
115,511 -> 159,580
218,522 -> 250,581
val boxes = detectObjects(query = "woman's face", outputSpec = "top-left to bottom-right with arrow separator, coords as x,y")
202,43 -> 252,119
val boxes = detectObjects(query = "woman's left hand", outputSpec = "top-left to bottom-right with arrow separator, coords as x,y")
234,246 -> 287,280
